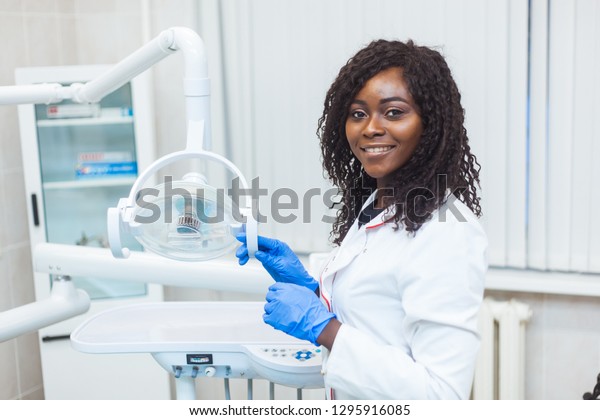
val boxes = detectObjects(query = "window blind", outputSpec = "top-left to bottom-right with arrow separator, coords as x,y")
196,0 -> 599,275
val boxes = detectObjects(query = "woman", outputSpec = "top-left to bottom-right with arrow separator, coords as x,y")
236,39 -> 487,399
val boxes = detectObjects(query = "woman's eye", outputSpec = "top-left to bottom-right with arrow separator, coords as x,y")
350,110 -> 367,119
386,109 -> 404,118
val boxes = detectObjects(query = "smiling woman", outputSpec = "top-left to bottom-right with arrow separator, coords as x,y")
236,39 -> 488,400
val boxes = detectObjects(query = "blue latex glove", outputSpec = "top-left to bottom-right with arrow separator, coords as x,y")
236,233 -> 319,292
264,282 -> 336,346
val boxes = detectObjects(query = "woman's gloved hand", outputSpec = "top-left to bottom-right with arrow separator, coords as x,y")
236,234 -> 319,292
263,282 -> 335,346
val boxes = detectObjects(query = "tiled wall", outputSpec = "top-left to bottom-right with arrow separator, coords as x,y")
0,0 -> 72,401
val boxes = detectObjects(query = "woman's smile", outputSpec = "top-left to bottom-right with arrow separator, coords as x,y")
360,145 -> 396,154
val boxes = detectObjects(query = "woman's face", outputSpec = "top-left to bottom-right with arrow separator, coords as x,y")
345,67 -> 423,189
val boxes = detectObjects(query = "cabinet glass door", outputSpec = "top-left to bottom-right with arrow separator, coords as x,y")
35,83 -> 146,299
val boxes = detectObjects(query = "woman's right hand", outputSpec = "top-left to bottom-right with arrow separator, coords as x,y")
236,233 -> 319,292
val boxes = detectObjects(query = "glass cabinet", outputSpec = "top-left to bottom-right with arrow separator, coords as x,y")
34,83 -> 145,300
16,65 -> 169,399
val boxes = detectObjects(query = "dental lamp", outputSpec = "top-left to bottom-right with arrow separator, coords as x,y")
0,27 -> 260,342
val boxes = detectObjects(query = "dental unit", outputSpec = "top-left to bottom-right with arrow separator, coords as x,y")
0,27 -> 323,399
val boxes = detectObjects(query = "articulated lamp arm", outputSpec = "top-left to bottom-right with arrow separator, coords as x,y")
0,27 -> 213,343
0,28 -> 179,105
0,27 -> 211,149
0,276 -> 90,343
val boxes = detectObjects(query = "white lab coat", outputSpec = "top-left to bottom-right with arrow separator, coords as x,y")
318,191 -> 488,400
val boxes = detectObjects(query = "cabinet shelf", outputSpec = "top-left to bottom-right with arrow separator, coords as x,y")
37,114 -> 133,128
43,177 -> 137,190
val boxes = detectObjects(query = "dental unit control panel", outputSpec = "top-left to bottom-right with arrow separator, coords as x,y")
70,302 -> 324,396
152,343 -> 322,388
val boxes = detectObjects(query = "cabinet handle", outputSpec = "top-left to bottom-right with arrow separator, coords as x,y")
31,193 -> 40,226
41,334 -> 71,342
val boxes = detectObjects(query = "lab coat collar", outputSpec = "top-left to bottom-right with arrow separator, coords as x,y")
320,191 -> 394,288
360,190 -> 395,230
339,190 -> 393,246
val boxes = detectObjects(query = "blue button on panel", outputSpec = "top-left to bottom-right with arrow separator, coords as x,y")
294,351 -> 313,361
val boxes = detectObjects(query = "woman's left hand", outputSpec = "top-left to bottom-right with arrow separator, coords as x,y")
263,282 -> 335,346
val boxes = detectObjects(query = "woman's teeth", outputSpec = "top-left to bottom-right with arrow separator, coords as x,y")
363,146 -> 393,153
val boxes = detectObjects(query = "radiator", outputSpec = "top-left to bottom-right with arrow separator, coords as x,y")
472,297 -> 533,400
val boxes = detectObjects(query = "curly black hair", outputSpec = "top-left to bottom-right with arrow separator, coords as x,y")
317,39 -> 482,245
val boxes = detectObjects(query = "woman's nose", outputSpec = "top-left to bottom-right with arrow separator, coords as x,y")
364,116 -> 385,138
